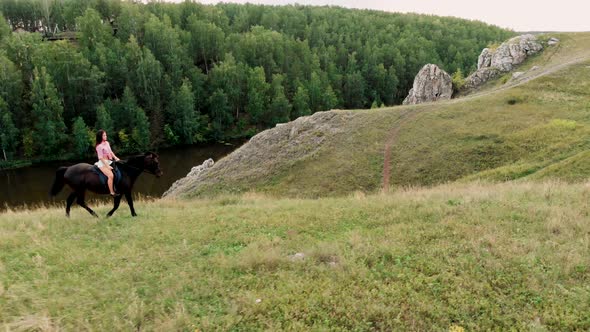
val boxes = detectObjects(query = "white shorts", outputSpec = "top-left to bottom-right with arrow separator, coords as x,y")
95,160 -> 113,168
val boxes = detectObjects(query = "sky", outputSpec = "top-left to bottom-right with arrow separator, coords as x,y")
186,0 -> 590,32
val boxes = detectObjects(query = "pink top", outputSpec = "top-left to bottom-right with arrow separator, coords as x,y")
96,141 -> 114,160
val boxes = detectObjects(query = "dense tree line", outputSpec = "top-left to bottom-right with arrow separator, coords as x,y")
0,0 -> 513,162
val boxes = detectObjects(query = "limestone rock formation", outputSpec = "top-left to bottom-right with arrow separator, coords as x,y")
477,48 -> 492,69
463,67 -> 501,91
465,34 -> 543,90
489,34 -> 543,72
163,110 -> 353,198
403,64 -> 453,105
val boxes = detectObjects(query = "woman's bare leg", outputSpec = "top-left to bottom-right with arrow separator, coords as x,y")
99,166 -> 115,194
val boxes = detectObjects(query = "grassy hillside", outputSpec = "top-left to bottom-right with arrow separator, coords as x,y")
166,32 -> 590,199
1,181 -> 590,330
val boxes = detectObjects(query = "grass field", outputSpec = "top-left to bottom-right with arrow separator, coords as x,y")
1,181 -> 589,330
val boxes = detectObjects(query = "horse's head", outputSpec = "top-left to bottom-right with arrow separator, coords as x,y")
144,152 -> 163,177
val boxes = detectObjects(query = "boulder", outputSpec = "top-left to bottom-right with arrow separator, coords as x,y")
464,34 -> 543,91
511,71 -> 524,80
489,34 -> 543,72
464,67 -> 501,90
477,48 -> 493,69
548,37 -> 559,46
403,64 -> 453,105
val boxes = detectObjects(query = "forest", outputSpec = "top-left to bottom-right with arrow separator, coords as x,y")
0,0 -> 513,163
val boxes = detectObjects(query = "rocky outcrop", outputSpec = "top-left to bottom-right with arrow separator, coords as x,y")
163,110 -> 353,198
489,34 -> 543,72
403,64 -> 453,105
465,34 -> 543,90
477,48 -> 493,69
463,67 -> 501,91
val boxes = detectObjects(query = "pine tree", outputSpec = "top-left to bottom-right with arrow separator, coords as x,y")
72,116 -> 90,158
30,67 -> 67,158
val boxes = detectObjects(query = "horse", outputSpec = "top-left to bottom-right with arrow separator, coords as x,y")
50,152 -> 163,217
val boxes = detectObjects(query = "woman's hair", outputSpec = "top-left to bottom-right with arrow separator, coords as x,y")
95,129 -> 106,147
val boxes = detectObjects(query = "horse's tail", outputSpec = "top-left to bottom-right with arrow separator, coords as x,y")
50,167 -> 68,196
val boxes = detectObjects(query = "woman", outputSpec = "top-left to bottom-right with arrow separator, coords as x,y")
95,129 -> 121,196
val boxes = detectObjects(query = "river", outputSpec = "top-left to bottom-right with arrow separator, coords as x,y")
0,143 -> 242,211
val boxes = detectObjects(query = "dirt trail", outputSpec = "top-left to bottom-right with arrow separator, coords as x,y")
381,52 -> 590,191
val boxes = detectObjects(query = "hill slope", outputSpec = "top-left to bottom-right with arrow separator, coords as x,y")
165,32 -> 590,199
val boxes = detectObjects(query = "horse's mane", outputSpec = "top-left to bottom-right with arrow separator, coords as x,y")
118,152 -> 158,168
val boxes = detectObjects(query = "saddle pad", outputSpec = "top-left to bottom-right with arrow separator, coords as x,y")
92,165 -> 122,188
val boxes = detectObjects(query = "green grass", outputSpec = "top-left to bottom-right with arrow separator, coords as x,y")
2,181 -> 590,330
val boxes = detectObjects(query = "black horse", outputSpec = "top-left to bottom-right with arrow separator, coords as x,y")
50,152 -> 163,217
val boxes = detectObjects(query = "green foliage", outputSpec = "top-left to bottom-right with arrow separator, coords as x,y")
117,129 -> 130,152
164,123 -> 179,145
131,107 -> 150,151
30,67 -> 67,158
0,54 -> 23,124
167,79 -> 202,144
71,116 -> 90,158
32,41 -> 105,124
0,12 -> 9,44
0,98 -> 19,159
209,89 -> 232,139
76,8 -> 112,51
186,14 -> 225,73
0,0 -> 514,161
269,74 -> 291,125
451,68 -> 465,92
245,66 -> 270,124
292,84 -> 311,118
95,104 -> 114,136
22,130 -> 34,158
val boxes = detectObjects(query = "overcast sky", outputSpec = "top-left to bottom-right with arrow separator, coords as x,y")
186,0 -> 589,32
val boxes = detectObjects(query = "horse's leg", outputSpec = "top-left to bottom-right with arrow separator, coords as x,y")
76,191 -> 98,218
106,195 -> 122,217
125,192 -> 137,217
65,192 -> 77,217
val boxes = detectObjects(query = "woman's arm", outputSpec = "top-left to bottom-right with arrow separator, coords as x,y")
106,142 -> 120,161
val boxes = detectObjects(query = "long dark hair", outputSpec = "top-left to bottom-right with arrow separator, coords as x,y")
95,129 -> 106,147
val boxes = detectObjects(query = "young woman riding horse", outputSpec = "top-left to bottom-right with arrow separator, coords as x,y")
95,129 -> 121,197
50,151 -> 163,218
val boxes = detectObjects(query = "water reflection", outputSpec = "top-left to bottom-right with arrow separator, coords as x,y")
0,142 -> 242,211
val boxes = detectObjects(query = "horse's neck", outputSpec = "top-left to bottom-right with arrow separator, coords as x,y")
122,156 -> 144,178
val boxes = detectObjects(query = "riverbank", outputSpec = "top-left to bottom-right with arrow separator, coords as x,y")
2,181 -> 588,330
0,143 -> 243,210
